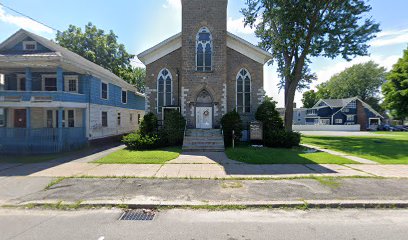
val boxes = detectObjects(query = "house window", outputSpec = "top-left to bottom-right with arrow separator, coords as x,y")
196,27 -> 212,72
347,115 -> 355,121
343,108 -> 349,113
320,119 -> 330,125
43,76 -> 57,91
157,69 -> 172,113
335,119 -> 343,124
121,90 -> 127,104
307,109 -> 317,115
347,100 -> 356,108
0,108 -> 5,127
102,111 -> 108,127
23,41 -> 37,51
117,112 -> 121,126
0,74 -> 5,91
236,69 -> 251,113
67,110 -> 75,128
130,113 -> 133,122
138,114 -> 141,124
46,110 -> 54,128
17,75 -> 26,91
65,76 -> 78,93
101,82 -> 108,99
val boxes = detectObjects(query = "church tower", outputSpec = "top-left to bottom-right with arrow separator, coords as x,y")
180,0 -> 228,128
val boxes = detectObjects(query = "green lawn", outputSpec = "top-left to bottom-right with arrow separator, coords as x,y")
93,147 -> 182,164
226,145 -> 356,164
302,133 -> 408,164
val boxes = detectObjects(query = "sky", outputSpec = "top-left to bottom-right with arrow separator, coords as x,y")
1,0 -> 408,107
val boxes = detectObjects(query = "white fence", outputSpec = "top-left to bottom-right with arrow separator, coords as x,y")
293,124 -> 361,132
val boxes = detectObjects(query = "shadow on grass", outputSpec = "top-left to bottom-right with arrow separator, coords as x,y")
302,136 -> 408,164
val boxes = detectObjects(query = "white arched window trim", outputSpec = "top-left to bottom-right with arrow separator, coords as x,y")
157,68 -> 173,113
236,68 -> 252,113
196,27 -> 213,72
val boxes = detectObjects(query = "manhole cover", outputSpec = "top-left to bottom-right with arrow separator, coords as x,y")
119,209 -> 156,221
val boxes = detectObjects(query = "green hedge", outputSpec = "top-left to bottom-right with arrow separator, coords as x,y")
122,133 -> 160,150
221,109 -> 243,147
263,129 -> 301,148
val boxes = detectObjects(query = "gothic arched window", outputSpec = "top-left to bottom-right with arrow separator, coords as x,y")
196,27 -> 212,72
157,69 -> 172,113
236,69 -> 251,113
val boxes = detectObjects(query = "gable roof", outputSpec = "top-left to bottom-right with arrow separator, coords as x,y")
137,32 -> 273,66
313,97 -> 383,118
0,29 -> 143,96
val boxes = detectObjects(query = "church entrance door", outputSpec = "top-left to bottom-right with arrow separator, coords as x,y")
195,89 -> 213,129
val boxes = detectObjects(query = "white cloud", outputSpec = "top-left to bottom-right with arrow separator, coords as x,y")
0,6 -> 53,34
227,17 -> 255,35
315,55 -> 399,87
371,28 -> 408,47
163,0 -> 181,10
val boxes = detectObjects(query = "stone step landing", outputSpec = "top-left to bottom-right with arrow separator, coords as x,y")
183,129 -> 225,152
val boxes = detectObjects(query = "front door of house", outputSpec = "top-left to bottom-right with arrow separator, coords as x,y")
14,109 -> 26,128
196,107 -> 212,129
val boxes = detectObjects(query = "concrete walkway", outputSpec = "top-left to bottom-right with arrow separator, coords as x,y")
301,143 -> 378,164
1,146 -> 408,178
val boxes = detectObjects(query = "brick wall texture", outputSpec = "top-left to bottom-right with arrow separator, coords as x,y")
145,0 -> 265,128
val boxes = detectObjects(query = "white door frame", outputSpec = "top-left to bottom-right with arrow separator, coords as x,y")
195,106 -> 213,129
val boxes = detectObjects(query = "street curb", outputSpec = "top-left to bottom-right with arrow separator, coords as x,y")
6,200 -> 408,210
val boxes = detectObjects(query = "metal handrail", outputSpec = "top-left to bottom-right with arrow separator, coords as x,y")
183,119 -> 188,139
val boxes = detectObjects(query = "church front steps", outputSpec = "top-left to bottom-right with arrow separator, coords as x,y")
182,129 -> 225,152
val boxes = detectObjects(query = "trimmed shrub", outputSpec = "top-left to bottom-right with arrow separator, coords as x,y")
122,132 -> 160,150
162,110 -> 186,146
263,129 -> 301,148
255,97 -> 300,148
221,109 -> 243,147
140,113 -> 158,136
255,97 -> 284,132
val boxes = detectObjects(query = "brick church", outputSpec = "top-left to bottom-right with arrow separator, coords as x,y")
138,0 -> 272,129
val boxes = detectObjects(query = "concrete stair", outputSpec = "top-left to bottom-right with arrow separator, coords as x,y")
182,129 -> 225,152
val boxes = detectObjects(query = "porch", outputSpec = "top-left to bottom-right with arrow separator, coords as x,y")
0,107 -> 88,154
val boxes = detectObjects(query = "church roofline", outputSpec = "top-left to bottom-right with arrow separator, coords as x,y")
137,31 -> 273,66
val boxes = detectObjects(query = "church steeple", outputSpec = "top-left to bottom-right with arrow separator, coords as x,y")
181,0 -> 228,34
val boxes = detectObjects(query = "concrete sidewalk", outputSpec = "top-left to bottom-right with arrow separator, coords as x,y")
2,149 -> 408,178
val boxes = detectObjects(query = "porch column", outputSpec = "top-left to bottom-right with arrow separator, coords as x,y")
58,107 -> 63,150
25,68 -> 32,91
82,108 -> 87,139
26,108 -> 31,129
57,67 -> 64,92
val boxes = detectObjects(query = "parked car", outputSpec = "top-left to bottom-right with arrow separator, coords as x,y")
378,124 -> 399,131
395,126 -> 408,131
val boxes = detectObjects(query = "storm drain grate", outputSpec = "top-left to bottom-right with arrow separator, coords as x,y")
119,209 -> 156,221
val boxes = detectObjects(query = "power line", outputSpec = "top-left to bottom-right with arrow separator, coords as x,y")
0,2 -> 59,32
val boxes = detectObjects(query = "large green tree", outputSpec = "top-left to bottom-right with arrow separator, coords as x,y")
301,90 -> 318,108
56,23 -> 136,82
119,67 -> 146,93
382,47 -> 408,120
242,0 -> 380,130
322,61 -> 386,101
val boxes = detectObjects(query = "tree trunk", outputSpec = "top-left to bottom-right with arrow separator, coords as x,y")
284,82 -> 297,131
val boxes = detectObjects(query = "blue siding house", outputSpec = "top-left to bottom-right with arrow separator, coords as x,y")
0,29 -> 145,154
305,97 -> 383,130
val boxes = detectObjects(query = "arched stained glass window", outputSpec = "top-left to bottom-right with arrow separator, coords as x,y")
157,69 -> 172,113
196,27 -> 212,72
236,69 -> 251,113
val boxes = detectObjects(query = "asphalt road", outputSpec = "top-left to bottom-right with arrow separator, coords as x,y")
1,209 -> 408,240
